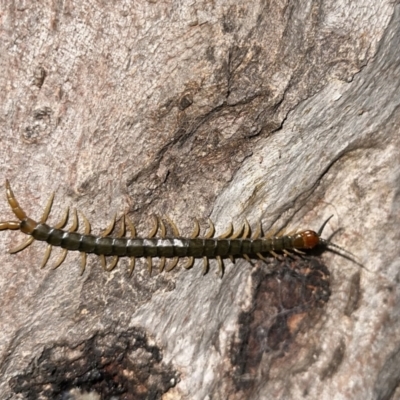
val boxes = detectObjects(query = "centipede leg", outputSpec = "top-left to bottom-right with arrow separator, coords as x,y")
147,256 -> 153,275
283,249 -> 296,259
242,219 -> 250,238
230,223 -> 244,239
251,221 -> 262,239
100,254 -> 119,272
202,256 -> 209,275
166,257 -> 179,272
165,216 -> 180,236
52,249 -> 68,270
128,257 -> 136,277
216,256 -> 224,277
148,215 -> 158,238
190,219 -> 200,238
256,252 -> 269,262
293,248 -> 306,255
243,254 -> 254,265
204,219 -> 215,239
0,221 -> 20,230
218,223 -> 233,239
182,256 -> 194,270
9,237 -> 34,254
106,256 -> 119,272
269,250 -> 283,260
40,245 -> 52,269
80,253 -> 87,275
159,257 -> 166,272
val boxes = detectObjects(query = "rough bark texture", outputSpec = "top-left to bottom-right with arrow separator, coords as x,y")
0,1 -> 399,399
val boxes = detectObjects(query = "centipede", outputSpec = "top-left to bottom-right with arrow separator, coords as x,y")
0,180 -> 359,277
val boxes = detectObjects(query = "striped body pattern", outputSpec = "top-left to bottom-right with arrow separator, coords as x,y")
0,180 -> 346,277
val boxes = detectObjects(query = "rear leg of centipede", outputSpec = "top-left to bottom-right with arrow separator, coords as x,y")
9,191 -> 56,254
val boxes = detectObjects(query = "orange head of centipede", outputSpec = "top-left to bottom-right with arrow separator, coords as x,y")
292,230 -> 320,250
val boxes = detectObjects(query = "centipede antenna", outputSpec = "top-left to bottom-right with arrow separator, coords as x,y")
317,215 -> 334,236
319,237 -> 364,267
204,219 -> 215,239
328,245 -> 366,270
190,218 -> 200,239
218,222 -> 233,239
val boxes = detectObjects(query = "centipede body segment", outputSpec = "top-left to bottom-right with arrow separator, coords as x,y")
0,180 -> 355,277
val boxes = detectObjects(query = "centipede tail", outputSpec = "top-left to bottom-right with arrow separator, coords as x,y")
0,181 -> 362,277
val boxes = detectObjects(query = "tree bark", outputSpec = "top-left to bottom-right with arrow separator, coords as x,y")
0,1 -> 399,399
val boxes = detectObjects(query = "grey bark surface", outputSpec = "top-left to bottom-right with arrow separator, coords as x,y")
0,1 -> 399,399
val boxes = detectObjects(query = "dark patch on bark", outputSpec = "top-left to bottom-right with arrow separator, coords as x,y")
9,328 -> 178,400
230,257 -> 330,392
